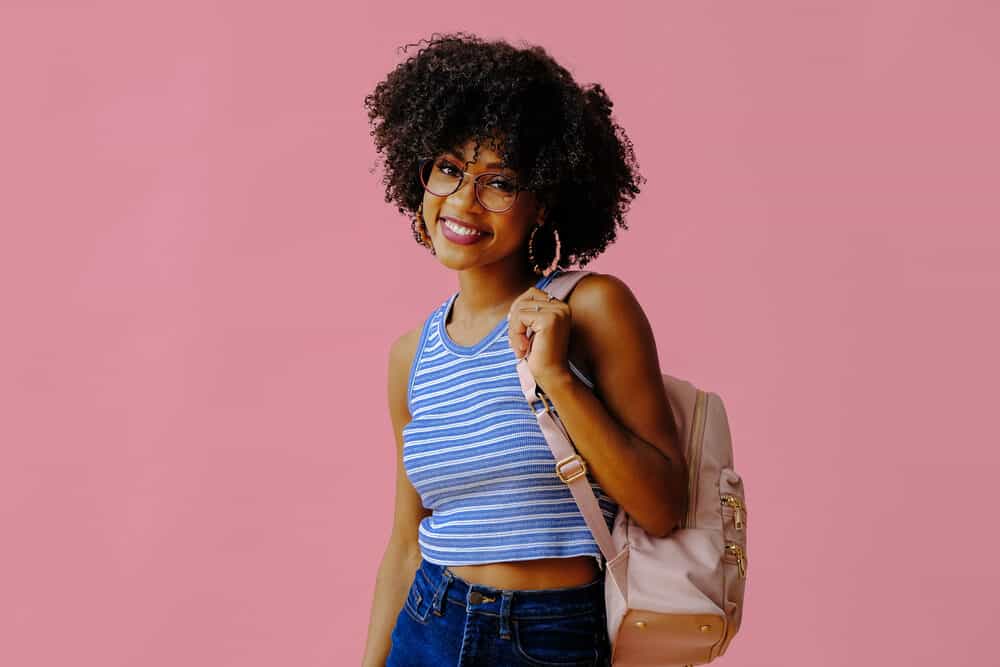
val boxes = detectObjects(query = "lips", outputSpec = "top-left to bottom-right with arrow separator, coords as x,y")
439,216 -> 491,236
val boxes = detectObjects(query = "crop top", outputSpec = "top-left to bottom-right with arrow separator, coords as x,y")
401,269 -> 619,567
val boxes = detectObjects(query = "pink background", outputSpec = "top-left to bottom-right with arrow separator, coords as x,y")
1,1 -> 997,665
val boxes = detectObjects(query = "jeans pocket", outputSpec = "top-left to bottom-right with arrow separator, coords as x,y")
512,612 -> 600,666
402,569 -> 435,625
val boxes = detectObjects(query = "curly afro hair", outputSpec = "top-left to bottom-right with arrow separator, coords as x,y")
363,31 -> 645,269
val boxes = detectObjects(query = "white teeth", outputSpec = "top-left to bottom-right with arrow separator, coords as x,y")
444,220 -> 485,236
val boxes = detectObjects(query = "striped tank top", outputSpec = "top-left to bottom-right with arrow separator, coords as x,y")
402,269 -> 619,567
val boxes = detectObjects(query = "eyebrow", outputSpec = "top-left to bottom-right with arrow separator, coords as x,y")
446,148 -> 511,171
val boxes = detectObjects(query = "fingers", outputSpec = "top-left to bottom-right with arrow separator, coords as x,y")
508,291 -> 562,331
510,287 -> 562,310
507,288 -> 567,358
508,309 -> 542,355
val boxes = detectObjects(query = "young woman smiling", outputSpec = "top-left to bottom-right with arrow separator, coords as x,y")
361,32 -> 686,666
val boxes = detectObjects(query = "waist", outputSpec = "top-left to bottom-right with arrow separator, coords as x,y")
445,555 -> 602,590
416,558 -> 605,618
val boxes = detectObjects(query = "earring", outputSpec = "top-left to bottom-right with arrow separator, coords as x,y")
411,204 -> 436,255
528,222 -> 561,276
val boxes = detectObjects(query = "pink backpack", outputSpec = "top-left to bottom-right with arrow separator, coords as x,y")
516,269 -> 748,666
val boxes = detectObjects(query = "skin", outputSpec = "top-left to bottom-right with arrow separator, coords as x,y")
410,136 -> 687,591
420,136 -> 550,333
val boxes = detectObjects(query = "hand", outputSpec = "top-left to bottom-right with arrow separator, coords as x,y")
507,286 -> 572,388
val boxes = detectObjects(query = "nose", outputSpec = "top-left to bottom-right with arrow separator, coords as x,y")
448,173 -> 485,212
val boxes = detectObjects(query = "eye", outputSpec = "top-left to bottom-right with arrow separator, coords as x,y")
434,158 -> 461,176
485,177 -> 517,193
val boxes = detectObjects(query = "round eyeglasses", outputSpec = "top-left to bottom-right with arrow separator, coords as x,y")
418,156 -> 522,213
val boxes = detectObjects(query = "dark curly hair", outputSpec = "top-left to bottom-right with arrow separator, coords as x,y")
363,31 -> 645,269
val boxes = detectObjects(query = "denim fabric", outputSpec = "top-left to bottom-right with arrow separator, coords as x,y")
386,557 -> 612,666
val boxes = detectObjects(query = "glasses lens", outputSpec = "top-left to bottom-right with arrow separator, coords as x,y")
476,175 -> 518,212
421,158 -> 461,197
419,157 -> 519,212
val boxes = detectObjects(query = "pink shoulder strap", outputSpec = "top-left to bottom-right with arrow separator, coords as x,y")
514,270 -> 619,565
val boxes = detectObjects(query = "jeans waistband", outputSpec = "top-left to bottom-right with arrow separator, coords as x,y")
417,557 -> 606,621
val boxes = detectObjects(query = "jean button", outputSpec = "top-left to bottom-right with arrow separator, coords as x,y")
469,590 -> 495,604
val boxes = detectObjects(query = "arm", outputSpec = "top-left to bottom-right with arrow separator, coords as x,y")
361,328 -> 432,667
533,274 -> 687,538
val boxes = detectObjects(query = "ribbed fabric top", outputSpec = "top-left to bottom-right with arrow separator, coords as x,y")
402,269 -> 619,567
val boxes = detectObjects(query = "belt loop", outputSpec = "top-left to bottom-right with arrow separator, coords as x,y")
498,591 -> 514,639
431,567 -> 454,616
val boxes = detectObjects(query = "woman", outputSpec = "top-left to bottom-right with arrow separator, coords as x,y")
361,32 -> 687,666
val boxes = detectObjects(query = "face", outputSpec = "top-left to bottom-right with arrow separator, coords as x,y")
420,137 -> 543,272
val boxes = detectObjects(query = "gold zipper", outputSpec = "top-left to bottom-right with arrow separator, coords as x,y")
720,494 -> 745,530
725,543 -> 747,578
683,390 -> 708,528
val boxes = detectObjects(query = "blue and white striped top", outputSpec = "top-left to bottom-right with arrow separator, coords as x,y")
402,269 -> 619,567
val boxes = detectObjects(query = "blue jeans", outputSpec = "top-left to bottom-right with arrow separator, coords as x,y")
386,557 -> 612,666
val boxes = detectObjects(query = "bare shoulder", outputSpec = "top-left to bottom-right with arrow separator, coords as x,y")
564,271 -> 640,370
387,323 -> 433,548
566,270 -> 683,468
387,324 -> 423,425
565,270 -> 658,377
389,324 -> 423,374
565,271 -> 636,314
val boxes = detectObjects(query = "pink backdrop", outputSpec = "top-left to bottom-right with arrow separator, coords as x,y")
1,1 -> 997,665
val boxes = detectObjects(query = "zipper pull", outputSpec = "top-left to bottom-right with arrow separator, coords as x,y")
725,543 -> 747,578
721,494 -> 746,530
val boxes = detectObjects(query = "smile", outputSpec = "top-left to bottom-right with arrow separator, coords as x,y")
444,220 -> 486,236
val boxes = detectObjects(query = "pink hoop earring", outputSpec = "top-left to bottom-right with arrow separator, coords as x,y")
411,204 -> 436,255
528,223 -> 561,276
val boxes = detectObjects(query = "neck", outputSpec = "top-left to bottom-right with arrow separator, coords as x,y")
451,261 -> 547,324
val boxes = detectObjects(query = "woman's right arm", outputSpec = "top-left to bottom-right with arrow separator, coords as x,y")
361,327 -> 433,667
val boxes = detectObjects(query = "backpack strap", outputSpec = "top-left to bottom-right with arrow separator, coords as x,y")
514,270 -> 618,564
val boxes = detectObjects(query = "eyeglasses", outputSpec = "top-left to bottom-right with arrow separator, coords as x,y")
418,156 -> 523,213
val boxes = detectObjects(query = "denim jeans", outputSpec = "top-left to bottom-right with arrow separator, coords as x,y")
386,557 -> 612,666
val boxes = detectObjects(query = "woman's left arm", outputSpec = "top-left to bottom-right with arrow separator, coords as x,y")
511,273 -> 687,538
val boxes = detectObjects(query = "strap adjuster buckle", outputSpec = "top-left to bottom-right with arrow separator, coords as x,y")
555,453 -> 588,483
